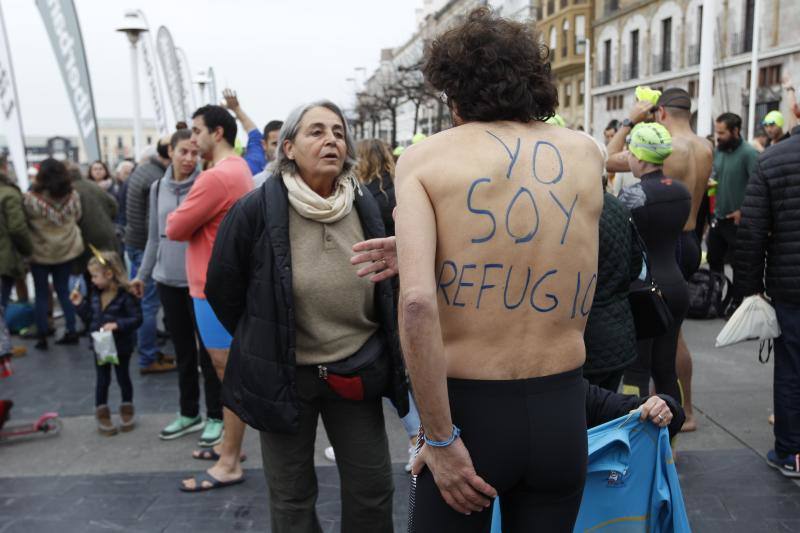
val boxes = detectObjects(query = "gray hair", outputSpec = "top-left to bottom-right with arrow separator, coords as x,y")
275,100 -> 356,176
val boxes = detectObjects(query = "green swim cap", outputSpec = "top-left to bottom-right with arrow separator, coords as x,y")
762,110 -> 784,128
411,133 -> 427,144
628,122 -> 673,164
234,137 -> 244,156
635,85 -> 662,105
545,113 -> 565,127
393,146 -> 405,156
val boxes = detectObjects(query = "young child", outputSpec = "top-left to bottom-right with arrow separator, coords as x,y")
70,250 -> 142,435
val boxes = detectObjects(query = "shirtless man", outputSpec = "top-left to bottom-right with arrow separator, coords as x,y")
391,9 -> 603,532
607,88 -> 713,431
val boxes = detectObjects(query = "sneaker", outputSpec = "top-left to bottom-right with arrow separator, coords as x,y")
324,446 -> 336,462
34,337 -> 48,351
157,352 -> 176,365
140,359 -> 177,375
55,331 -> 80,345
767,449 -> 800,478
198,418 -> 223,447
159,415 -> 204,440
119,403 -> 135,432
10,346 -> 27,358
405,446 -> 416,473
96,405 -> 118,436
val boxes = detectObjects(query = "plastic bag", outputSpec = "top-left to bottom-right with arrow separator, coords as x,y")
715,295 -> 781,348
91,329 -> 119,366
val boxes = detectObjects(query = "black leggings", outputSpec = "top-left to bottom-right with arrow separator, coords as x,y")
95,350 -> 133,406
157,283 -> 222,420
409,368 -> 587,533
676,230 -> 701,281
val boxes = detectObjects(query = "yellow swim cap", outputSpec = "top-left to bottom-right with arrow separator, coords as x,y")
545,113 -> 566,127
628,122 -> 673,164
635,86 -> 662,105
234,137 -> 244,156
762,110 -> 785,128
393,146 -> 405,156
412,133 -> 427,144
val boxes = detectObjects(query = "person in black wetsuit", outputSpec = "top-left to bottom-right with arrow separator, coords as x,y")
619,122 -> 691,406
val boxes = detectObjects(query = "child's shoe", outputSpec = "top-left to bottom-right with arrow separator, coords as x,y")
120,403 -> 135,432
96,405 -> 117,436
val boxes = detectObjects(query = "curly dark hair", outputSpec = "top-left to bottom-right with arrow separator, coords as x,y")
33,158 -> 72,199
423,7 -> 557,123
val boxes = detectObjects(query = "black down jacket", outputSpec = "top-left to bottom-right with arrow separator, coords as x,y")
206,176 -> 409,433
583,192 -> 643,374
736,126 -> 800,305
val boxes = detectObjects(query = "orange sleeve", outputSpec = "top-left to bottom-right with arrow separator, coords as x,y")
165,171 -> 224,241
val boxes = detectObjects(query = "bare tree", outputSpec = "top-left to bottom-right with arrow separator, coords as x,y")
397,64 -> 438,136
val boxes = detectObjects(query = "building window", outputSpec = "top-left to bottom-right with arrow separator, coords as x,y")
547,0 -> 555,16
661,18 -> 672,72
564,82 -> 572,107
606,94 -> 624,111
117,136 -> 123,149
602,39 -> 611,85
630,29 -> 639,79
688,79 -> 698,98
562,18 -> 570,58
744,0 -> 755,53
579,79 -> 585,105
146,136 -> 152,145
747,65 -> 783,88
605,0 -> 620,16
560,0 -> 568,8
102,136 -> 108,148
549,26 -> 557,61
575,16 -> 586,55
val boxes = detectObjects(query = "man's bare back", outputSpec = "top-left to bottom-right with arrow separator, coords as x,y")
397,121 -> 603,381
664,130 -> 713,231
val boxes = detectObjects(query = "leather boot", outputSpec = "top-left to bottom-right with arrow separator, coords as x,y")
96,405 -> 117,436
119,403 -> 135,432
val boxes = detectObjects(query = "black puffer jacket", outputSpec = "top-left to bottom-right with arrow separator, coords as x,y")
736,126 -> 800,304
365,173 -> 395,236
583,193 -> 642,374
74,288 -> 143,355
206,176 -> 409,433
124,157 -> 167,251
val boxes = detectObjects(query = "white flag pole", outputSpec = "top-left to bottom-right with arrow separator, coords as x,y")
0,2 -> 29,189
746,0 -> 762,140
696,0 -> 717,138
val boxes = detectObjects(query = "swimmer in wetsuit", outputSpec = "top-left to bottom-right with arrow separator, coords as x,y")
618,123 -> 692,411
393,8 -> 603,533
607,88 -> 712,431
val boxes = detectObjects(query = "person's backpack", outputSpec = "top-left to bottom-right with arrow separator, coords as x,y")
5,302 -> 35,334
687,269 -> 732,319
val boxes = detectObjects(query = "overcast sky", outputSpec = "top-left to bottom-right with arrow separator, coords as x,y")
3,0 -> 420,136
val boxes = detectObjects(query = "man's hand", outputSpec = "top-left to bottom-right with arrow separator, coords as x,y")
222,89 -> 240,113
351,237 -> 398,282
130,279 -> 145,299
412,439 -> 497,515
638,396 -> 673,428
726,209 -> 742,225
628,100 -> 654,125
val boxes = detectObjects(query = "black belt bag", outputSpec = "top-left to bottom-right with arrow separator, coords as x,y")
318,331 -> 390,401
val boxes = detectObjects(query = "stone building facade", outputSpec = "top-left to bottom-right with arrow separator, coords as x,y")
590,0 -> 800,137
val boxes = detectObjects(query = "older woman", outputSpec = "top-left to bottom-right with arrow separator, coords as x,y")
206,101 -> 408,533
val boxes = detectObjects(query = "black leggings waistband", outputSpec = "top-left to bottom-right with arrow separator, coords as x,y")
447,367 -> 584,396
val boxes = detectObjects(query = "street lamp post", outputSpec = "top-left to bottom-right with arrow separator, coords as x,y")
582,38 -> 592,134
116,12 -> 148,160
194,70 -> 211,106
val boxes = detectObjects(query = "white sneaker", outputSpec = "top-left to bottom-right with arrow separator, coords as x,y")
405,446 -> 416,473
324,446 -> 336,462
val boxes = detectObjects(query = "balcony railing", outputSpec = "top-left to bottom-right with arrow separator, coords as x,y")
652,54 -> 671,74
687,44 -> 700,66
596,70 -> 611,87
730,31 -> 752,56
622,63 -> 639,81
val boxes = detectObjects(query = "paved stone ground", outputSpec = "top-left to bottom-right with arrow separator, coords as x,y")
2,318 -> 800,532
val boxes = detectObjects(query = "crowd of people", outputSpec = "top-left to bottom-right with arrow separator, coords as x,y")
0,6 -> 799,532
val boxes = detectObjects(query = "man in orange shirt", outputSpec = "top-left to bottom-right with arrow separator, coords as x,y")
166,105 -> 253,491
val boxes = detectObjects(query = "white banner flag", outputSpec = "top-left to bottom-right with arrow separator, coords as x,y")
176,47 -> 196,114
134,11 -> 168,137
207,66 -> 217,107
0,3 -> 28,189
156,26 -> 186,123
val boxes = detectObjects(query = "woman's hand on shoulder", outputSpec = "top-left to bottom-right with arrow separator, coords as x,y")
129,279 -> 144,299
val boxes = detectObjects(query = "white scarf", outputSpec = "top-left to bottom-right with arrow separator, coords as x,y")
282,170 -> 357,223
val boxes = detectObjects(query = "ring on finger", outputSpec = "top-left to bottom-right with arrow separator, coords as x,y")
657,413 -> 666,421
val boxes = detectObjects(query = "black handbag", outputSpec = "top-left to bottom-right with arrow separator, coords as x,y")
627,218 -> 674,339
317,331 -> 390,401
